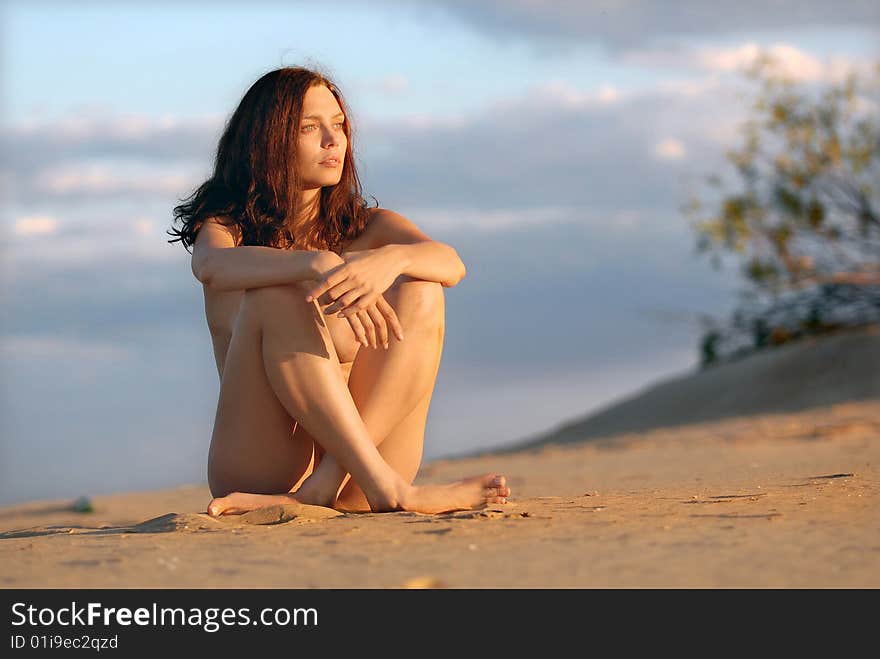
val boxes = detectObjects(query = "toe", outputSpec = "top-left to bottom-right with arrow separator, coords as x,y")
484,484 -> 511,497
207,499 -> 224,516
481,474 -> 506,488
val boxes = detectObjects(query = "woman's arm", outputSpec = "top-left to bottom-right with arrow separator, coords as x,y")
359,209 -> 466,288
192,218 -> 341,291
379,242 -> 465,288
199,246 -> 336,291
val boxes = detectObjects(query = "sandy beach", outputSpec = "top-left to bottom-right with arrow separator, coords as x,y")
2,329 -> 878,588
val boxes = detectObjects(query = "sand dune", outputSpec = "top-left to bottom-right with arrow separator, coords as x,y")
507,325 -> 880,451
1,328 -> 878,588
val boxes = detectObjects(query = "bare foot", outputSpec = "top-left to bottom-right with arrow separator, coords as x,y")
398,474 -> 510,515
207,492 -> 300,517
208,474 -> 511,516
207,475 -> 343,516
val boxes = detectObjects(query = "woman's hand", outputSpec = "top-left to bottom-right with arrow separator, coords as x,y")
343,294 -> 403,349
303,247 -> 405,347
304,246 -> 402,318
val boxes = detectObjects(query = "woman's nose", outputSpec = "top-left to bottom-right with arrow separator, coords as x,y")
322,128 -> 339,148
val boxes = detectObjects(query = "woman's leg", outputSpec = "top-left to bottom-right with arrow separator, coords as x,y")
208,281 -> 510,515
206,288 -> 315,500
312,277 -> 452,511
333,389 -> 433,512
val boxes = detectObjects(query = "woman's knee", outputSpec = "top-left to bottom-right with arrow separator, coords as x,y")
385,278 -> 444,324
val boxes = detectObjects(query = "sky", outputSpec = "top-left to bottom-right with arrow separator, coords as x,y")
1,0 -> 878,504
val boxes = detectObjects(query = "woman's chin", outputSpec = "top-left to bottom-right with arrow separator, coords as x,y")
303,174 -> 342,188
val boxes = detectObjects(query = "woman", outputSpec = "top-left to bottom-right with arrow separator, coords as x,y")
168,66 -> 510,515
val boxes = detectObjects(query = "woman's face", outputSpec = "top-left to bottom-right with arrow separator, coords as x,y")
296,84 -> 347,190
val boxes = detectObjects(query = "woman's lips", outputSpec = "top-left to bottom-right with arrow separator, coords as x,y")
319,158 -> 340,167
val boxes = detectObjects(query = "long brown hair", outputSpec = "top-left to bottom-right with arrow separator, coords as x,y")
167,66 -> 374,254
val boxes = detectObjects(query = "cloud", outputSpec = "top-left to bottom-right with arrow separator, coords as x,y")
2,71 -> 743,220
356,76 -> 740,214
408,206 -> 573,231
409,206 -> 656,237
596,84 -> 620,104
34,160 -> 197,198
6,111 -> 223,148
0,334 -> 133,363
17,37 -> 867,231
14,215 -> 58,236
653,138 -> 686,161
10,43 -> 861,214
1,202 -> 184,272
411,0 -> 880,50
525,80 -> 622,109
134,217 -> 154,235
622,42 -> 874,83
0,111 -> 222,204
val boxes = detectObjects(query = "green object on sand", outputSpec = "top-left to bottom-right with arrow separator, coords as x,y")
72,496 -> 94,513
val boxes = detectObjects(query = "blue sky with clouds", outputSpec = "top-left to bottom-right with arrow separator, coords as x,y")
1,1 -> 877,504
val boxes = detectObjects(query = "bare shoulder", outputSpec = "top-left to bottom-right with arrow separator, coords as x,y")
361,207 -> 433,249
191,215 -> 242,282
196,215 -> 242,246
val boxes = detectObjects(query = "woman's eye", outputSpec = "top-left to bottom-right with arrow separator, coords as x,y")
301,123 -> 343,132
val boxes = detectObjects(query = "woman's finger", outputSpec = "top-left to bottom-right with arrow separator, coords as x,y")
345,313 -> 369,348
335,289 -> 377,318
366,304 -> 389,348
324,286 -> 365,315
319,274 -> 363,309
303,264 -> 349,302
357,310 -> 377,349
375,295 -> 404,341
